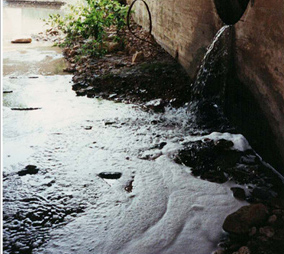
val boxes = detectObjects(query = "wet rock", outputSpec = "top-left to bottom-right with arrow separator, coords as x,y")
125,179 -> 134,192
11,107 -> 41,111
98,172 -> 122,179
76,89 -> 87,96
252,187 -> 275,200
158,142 -> 167,149
223,203 -> 268,234
259,226 -> 275,238
109,93 -> 117,99
104,121 -> 116,126
145,99 -> 166,113
18,165 -> 39,176
231,187 -> 246,200
174,139 -> 240,183
238,246 -> 251,254
11,38 -> 32,43
132,51 -> 144,63
249,226 -> 257,236
268,214 -> 277,224
214,139 -> 234,149
200,171 -> 227,183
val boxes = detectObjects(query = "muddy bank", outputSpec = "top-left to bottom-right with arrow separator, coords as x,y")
59,30 -> 191,109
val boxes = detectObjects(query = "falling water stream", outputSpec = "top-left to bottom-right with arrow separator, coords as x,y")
2,3 -> 283,254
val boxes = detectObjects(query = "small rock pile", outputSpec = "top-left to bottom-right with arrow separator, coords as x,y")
216,200 -> 284,254
175,138 -> 284,200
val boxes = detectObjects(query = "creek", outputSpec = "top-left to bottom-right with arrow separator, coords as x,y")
2,2 -> 283,254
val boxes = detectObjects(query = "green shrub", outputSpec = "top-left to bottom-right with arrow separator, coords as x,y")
45,0 -> 129,57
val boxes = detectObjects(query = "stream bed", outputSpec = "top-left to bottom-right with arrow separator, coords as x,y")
2,2 -> 275,254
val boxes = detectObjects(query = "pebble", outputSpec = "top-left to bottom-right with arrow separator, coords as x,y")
11,38 -> 32,43
268,214 -> 277,224
231,187 -> 246,200
259,226 -> 275,237
238,246 -> 250,254
18,165 -> 39,176
98,172 -> 122,179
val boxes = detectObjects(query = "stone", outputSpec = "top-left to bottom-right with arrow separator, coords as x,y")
223,204 -> 268,234
268,214 -> 277,224
132,51 -> 144,63
75,89 -> 87,96
125,180 -> 134,193
252,187 -> 274,200
98,172 -> 122,179
214,139 -> 234,149
145,98 -> 166,113
249,227 -> 257,236
18,165 -> 39,176
231,187 -> 246,200
200,171 -> 227,183
259,226 -> 275,238
238,246 -> 250,254
11,38 -> 32,43
11,107 -> 41,111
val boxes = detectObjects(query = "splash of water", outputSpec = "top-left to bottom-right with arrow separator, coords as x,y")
188,25 -> 233,132
191,25 -> 232,103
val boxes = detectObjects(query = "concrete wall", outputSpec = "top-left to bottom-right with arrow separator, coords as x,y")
235,0 -> 284,168
127,0 -> 223,78
128,0 -> 284,169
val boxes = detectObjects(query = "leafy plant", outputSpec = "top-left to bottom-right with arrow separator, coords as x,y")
45,0 -> 129,58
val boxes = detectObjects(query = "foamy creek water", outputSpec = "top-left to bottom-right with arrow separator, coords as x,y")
2,2 -> 249,254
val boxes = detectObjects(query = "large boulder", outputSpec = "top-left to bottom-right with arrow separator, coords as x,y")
223,203 -> 268,234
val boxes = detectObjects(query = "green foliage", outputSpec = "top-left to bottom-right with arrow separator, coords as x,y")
45,0 -> 129,58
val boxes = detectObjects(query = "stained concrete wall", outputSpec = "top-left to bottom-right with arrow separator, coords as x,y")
235,0 -> 284,168
127,0 -> 223,78
128,0 -> 284,170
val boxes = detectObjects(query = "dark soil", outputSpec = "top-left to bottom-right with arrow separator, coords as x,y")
61,25 -> 192,109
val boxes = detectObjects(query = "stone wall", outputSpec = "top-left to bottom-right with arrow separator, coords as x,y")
128,0 -> 284,170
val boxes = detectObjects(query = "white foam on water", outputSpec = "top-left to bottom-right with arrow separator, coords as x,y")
3,5 -> 247,253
